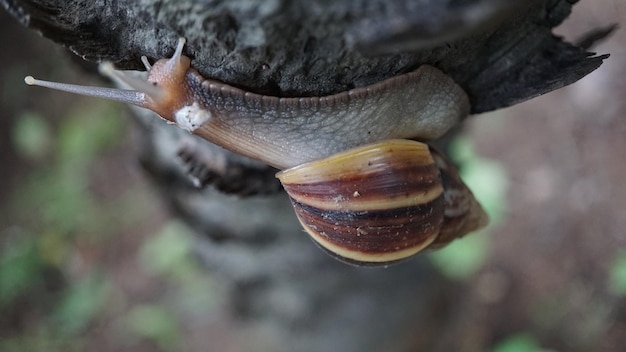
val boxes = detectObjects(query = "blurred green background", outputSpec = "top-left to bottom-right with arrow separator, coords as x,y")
0,11 -> 225,351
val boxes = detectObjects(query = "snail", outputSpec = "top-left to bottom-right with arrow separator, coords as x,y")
24,38 -> 487,265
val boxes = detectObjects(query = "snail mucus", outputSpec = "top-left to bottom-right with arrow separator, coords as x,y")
24,38 -> 488,266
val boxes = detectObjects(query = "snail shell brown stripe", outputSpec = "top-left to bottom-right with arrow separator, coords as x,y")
292,198 -> 444,263
277,139 -> 446,263
277,139 -> 442,211
281,164 -> 442,212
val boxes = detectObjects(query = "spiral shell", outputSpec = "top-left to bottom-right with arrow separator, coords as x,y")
277,139 -> 456,265
429,149 -> 489,249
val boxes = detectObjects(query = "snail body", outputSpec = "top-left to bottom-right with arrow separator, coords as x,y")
25,38 -> 469,169
24,38 -> 487,265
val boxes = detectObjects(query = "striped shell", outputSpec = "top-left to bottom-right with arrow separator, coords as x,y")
430,149 -> 489,249
277,139 -> 487,265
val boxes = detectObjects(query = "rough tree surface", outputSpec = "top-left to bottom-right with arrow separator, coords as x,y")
0,0 -> 611,351
3,0 -> 607,112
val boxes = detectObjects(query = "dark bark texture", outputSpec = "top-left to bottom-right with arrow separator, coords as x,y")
2,0 -> 607,112
0,0 -> 611,351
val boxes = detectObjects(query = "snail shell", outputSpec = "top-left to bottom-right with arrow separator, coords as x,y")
277,139 -> 487,265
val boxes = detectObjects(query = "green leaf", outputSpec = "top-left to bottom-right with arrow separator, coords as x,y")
54,274 -> 110,335
609,250 -> 626,296
429,232 -> 489,280
57,101 -> 125,167
12,111 -> 52,161
125,304 -> 181,351
492,333 -> 540,352
0,238 -> 43,306
449,136 -> 509,226
139,221 -> 194,278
